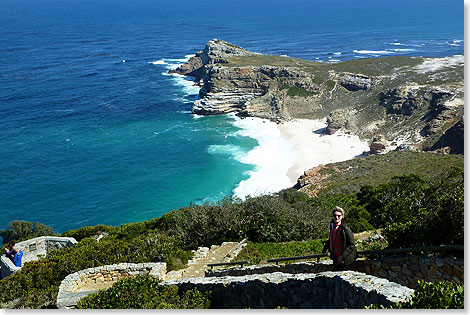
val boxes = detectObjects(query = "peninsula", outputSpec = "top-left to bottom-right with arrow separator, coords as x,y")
170,39 -> 464,156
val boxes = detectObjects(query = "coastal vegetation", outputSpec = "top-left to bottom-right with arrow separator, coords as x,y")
0,221 -> 55,245
0,158 -> 463,308
75,275 -> 210,309
368,280 -> 464,309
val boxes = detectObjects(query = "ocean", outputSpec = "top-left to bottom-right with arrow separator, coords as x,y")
0,0 -> 463,234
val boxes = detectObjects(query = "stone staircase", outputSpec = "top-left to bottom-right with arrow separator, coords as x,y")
166,240 -> 247,280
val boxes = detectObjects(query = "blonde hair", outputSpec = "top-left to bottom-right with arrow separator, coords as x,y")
332,206 -> 344,217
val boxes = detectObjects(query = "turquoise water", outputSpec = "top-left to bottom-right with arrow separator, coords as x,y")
0,0 -> 463,234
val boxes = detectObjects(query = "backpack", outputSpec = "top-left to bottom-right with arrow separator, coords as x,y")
13,250 -> 23,267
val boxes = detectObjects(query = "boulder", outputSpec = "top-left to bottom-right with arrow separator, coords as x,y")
325,109 -> 354,135
370,134 -> 390,154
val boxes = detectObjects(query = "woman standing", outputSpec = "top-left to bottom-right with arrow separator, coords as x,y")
322,206 -> 357,270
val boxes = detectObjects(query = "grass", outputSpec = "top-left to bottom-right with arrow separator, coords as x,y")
280,84 -> 316,97
300,151 -> 464,196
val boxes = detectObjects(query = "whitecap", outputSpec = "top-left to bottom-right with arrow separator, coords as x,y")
149,60 -> 167,65
280,54 -> 289,57
390,48 -> 416,52
328,59 -> 341,63
207,144 -> 246,161
333,52 -> 342,55
353,49 -> 393,55
390,42 -> 402,46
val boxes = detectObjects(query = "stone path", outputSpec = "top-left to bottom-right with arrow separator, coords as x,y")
58,241 -> 246,308
166,240 -> 246,280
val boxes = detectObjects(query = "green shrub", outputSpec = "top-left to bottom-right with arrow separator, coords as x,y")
368,281 -> 464,309
157,194 -> 328,249
237,240 -> 325,264
1,220 -> 55,245
76,275 -> 211,309
0,260 -> 61,308
382,167 -> 464,248
0,231 -> 192,308
61,224 -> 119,242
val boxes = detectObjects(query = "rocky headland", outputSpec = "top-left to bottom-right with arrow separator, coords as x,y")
170,39 -> 464,155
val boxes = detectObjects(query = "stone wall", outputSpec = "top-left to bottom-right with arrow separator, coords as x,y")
162,271 -> 414,309
0,256 -> 21,280
0,236 -> 77,279
351,255 -> 463,289
57,262 -> 167,309
206,255 -> 464,289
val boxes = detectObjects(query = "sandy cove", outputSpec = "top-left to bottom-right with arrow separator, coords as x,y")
277,119 -> 370,184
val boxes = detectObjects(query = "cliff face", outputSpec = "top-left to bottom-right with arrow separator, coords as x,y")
171,39 -> 464,153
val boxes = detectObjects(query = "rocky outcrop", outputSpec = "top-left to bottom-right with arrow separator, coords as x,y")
427,118 -> 464,154
338,72 -> 374,91
169,39 -> 256,81
325,109 -> 356,134
379,85 -> 430,115
169,52 -> 204,79
369,134 -> 390,154
172,39 -> 463,153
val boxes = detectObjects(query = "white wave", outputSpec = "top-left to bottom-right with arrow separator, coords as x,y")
353,49 -> 393,55
280,54 -> 289,57
192,114 -> 204,119
207,144 -> 246,162
149,60 -> 167,65
390,42 -> 402,46
229,116 -> 299,199
328,59 -> 341,63
154,54 -> 200,95
177,110 -> 192,114
390,48 -> 416,52
333,52 -> 342,55
171,76 -> 200,95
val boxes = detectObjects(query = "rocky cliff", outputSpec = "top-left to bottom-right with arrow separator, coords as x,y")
171,39 -> 464,154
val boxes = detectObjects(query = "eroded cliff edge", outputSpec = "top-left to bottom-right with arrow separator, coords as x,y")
170,39 -> 464,154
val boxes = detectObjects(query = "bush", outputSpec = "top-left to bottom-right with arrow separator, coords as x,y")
76,275 -> 211,309
157,195 -> 328,249
0,231 -> 192,308
1,221 -> 55,245
368,281 -> 464,309
382,167 -> 464,248
61,224 -> 119,242
237,240 -> 325,264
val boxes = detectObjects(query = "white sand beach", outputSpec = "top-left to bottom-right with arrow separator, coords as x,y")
278,119 -> 370,184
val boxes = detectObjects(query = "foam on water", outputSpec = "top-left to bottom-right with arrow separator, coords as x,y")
390,48 -> 416,52
150,55 -> 200,96
353,49 -> 393,55
207,144 -> 246,161
229,116 -> 299,198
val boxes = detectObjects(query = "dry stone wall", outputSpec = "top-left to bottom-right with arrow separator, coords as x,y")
0,236 -> 77,279
206,255 -> 463,289
352,255 -> 463,289
162,271 -> 414,309
57,262 -> 167,309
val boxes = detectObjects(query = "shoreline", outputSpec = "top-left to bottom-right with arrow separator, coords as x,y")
277,119 -> 370,185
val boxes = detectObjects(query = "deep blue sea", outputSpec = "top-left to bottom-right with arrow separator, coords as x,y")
0,0 -> 463,235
